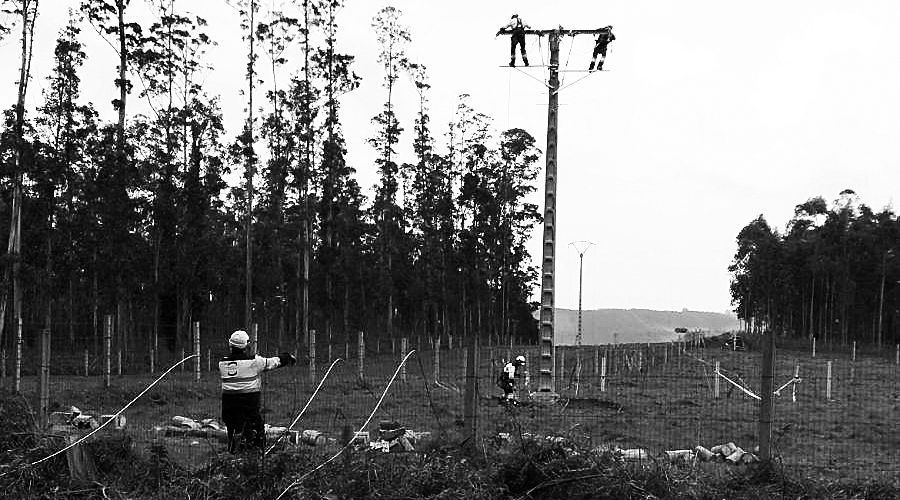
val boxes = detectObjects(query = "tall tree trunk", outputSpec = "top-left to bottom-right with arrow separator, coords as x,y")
245,0 -> 256,328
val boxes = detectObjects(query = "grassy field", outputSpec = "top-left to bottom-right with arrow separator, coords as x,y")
4,338 -> 899,486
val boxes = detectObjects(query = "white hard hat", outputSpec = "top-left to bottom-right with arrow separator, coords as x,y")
229,330 -> 249,348
515,355 -> 526,363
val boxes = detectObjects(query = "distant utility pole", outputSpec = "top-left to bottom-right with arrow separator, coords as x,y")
570,241 -> 594,347
513,26 -> 609,399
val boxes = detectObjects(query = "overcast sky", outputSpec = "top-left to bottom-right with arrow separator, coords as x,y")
3,0 -> 900,314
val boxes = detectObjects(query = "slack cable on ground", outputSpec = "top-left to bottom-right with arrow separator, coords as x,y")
0,354 -> 199,479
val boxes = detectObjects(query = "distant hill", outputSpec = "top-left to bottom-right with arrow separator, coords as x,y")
548,308 -> 740,345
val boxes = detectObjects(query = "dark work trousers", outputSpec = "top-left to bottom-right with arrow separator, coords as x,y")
589,44 -> 609,70
499,377 -> 515,397
510,32 -> 528,65
222,392 -> 265,453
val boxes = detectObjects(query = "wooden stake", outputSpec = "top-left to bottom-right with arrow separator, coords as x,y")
149,348 -> 154,374
851,341 -> 856,362
400,337 -> 408,382
84,349 -> 89,377
825,361 -> 832,400
358,331 -> 365,380
193,322 -> 201,383
104,315 -> 112,387
207,348 -> 212,373
714,361 -> 720,398
40,327 -> 50,429
792,363 -> 800,403
309,329 -> 317,382
117,349 -> 122,376
812,337 -> 816,358
251,323 -> 258,357
600,355 -> 607,392
434,336 -> 441,382
758,330 -> 775,461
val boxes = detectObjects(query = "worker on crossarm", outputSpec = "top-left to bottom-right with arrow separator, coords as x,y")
588,25 -> 615,71
500,355 -> 526,401
496,14 -> 530,67
219,330 -> 297,453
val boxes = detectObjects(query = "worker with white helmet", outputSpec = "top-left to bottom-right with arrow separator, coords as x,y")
219,329 -> 297,453
500,355 -> 527,401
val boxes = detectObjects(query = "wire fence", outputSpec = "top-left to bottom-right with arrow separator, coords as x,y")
2,325 -> 899,486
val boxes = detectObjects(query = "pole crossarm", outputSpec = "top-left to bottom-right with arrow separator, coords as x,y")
498,28 -> 610,37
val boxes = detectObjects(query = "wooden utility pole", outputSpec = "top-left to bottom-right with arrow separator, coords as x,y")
503,26 -> 610,398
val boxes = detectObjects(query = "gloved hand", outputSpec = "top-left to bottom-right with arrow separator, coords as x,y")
279,352 -> 297,367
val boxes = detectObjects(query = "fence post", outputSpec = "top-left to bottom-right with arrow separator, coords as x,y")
463,332 -> 479,454
851,341 -> 856,361
194,321 -> 201,383
594,347 -> 600,376
401,337 -> 408,382
600,355 -> 607,392
117,349 -> 122,376
40,326 -> 50,429
328,330 -> 333,363
714,361 -> 720,398
84,349 -> 89,377
104,315 -> 112,388
559,349 -> 566,388
357,331 -> 365,380
14,317 -> 22,392
826,360 -> 832,400
812,337 -> 816,358
150,348 -> 155,374
207,348 -> 212,373
792,363 -> 800,403
309,329 -> 317,382
758,330 -> 776,462
434,336 -> 441,382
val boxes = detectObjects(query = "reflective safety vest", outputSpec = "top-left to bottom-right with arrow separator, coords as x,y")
503,362 -> 517,380
219,355 -> 282,394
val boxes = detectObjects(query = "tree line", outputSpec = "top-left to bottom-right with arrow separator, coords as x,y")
0,0 -> 542,356
730,189 -> 900,347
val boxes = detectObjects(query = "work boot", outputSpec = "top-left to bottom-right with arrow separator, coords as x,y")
509,59 -> 515,67
588,62 -> 595,71
523,57 -> 529,67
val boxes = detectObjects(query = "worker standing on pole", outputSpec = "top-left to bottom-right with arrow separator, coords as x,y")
588,26 -> 615,71
219,330 -> 297,453
497,14 -> 530,67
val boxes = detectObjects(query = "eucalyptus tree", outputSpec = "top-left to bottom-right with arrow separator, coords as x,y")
33,12 -> 100,342
229,0 -> 260,327
369,6 -> 411,342
131,0 -> 214,346
80,0 -> 144,343
0,0 -> 38,370
314,0 -> 360,349
256,6 -> 300,345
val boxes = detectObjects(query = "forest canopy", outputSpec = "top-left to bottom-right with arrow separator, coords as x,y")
0,1 -> 542,354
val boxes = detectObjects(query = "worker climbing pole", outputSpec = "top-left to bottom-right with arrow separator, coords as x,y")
497,20 -> 616,401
